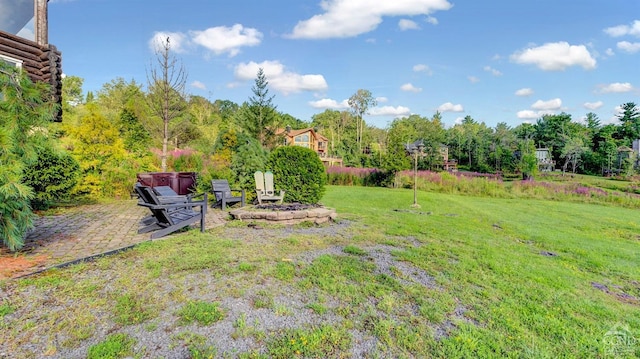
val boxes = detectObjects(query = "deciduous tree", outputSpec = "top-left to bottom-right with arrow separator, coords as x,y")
348,89 -> 376,155
146,37 -> 188,172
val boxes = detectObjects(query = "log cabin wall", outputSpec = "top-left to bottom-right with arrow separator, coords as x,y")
0,0 -> 62,121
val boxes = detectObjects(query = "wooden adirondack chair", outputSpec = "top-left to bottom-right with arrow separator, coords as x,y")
254,171 -> 285,204
211,179 -> 245,210
136,186 -> 207,239
134,184 -> 190,225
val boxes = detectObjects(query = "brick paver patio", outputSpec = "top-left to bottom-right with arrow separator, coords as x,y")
0,200 -> 226,279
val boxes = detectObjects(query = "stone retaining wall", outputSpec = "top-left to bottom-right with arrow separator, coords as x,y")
229,207 -> 337,225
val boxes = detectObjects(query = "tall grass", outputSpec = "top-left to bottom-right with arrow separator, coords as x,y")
328,167 -> 640,208
326,166 -> 383,186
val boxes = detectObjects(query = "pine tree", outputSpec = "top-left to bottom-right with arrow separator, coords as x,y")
243,68 -> 279,148
0,64 -> 56,250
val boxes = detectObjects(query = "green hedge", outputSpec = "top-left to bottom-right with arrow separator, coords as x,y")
268,146 -> 326,204
23,146 -> 80,209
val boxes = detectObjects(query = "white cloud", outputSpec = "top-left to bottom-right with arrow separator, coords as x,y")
583,101 -> 604,110
606,48 -> 615,56
399,19 -> 420,31
376,96 -> 389,103
425,16 -> 438,25
191,80 -> 206,90
190,24 -> 262,57
467,76 -> 480,83
613,105 -> 625,118
617,41 -> 640,53
288,0 -> 453,39
518,110 -> 557,119
515,88 -> 534,96
437,102 -> 464,112
604,20 -> 640,37
516,110 -> 540,119
599,105 -> 626,125
413,64 -> 433,75
516,98 -> 563,119
531,98 -> 562,111
148,32 -> 189,53
234,60 -> 328,95
483,65 -> 502,76
510,42 -> 596,71
369,105 -> 411,116
401,83 -> 422,92
599,82 -> 634,93
309,98 -> 349,109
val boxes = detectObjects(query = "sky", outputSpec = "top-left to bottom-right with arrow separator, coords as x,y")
40,0 -> 640,129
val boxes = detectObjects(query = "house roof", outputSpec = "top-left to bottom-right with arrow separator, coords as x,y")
276,127 -> 327,139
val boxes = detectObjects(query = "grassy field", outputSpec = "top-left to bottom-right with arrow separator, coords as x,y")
1,185 -> 639,358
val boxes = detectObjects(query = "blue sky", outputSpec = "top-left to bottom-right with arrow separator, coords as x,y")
44,0 -> 640,129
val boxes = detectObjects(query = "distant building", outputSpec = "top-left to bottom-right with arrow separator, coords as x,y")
616,146 -> 636,172
275,126 -> 343,167
535,148 -> 555,171
404,141 -> 457,171
439,144 -> 457,171
0,0 -> 62,120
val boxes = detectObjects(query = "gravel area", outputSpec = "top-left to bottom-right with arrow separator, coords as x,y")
0,220 -> 447,358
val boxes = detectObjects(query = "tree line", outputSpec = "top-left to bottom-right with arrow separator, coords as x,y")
61,67 -> 640,182
1,43 -> 639,249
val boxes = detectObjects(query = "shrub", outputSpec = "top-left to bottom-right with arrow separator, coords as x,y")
269,146 -> 326,204
172,152 -> 204,172
68,104 -> 128,199
23,145 -> 80,209
0,63 -> 55,250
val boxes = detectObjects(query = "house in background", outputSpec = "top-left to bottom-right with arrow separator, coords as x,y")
536,148 -> 555,172
439,144 -> 458,171
276,126 -> 343,167
0,0 -> 62,119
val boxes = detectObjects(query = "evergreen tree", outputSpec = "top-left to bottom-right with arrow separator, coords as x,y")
243,68 -> 279,148
118,107 -> 152,156
617,102 -> 640,144
0,63 -> 57,250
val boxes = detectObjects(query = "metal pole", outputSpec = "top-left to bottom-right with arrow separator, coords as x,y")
412,149 -> 419,208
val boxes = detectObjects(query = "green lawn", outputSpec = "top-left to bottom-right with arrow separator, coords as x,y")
323,185 -> 639,357
1,185 -> 638,358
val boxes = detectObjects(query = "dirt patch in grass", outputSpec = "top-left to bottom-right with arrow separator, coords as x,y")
591,281 -> 639,305
0,254 -> 49,279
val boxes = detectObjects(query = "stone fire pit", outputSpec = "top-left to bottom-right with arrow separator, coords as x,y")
229,203 -> 337,225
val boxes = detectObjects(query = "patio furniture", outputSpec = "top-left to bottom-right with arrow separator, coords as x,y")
136,185 -> 207,239
211,179 -> 245,210
254,171 -> 285,204
134,184 -> 190,225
